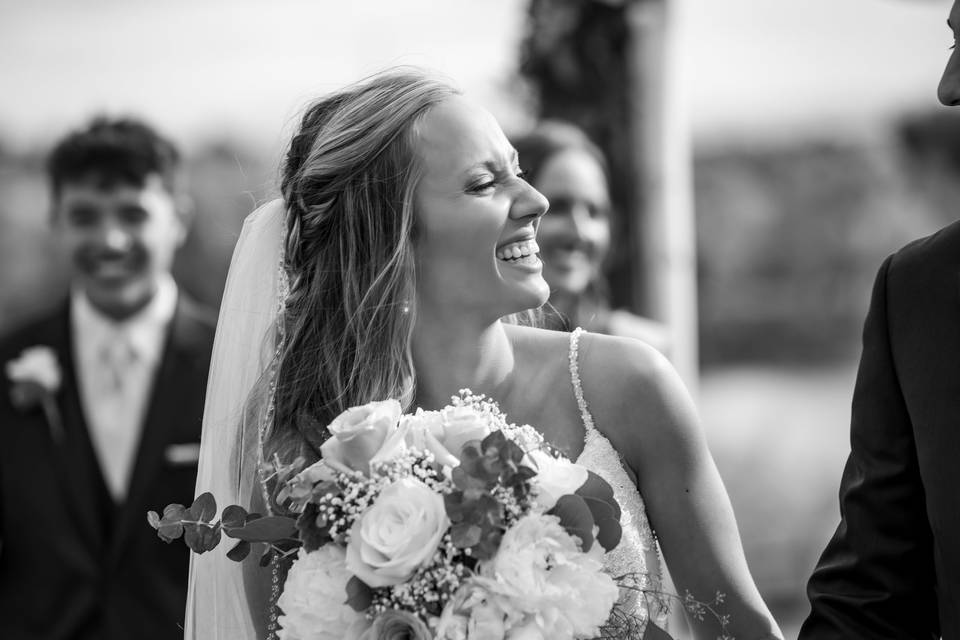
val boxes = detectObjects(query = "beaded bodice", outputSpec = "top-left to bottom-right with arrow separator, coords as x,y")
568,328 -> 667,631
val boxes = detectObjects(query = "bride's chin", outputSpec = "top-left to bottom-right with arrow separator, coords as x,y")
508,285 -> 550,315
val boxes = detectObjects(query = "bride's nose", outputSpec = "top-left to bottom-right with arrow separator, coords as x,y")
939,48 -> 960,106
510,180 -> 549,221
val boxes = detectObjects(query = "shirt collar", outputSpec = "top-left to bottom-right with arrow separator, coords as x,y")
71,274 -> 179,365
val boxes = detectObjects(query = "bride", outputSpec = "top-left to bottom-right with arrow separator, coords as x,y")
185,68 -> 782,640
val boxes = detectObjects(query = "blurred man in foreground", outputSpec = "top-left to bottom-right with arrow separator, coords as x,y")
800,3 -> 960,637
0,117 -> 215,639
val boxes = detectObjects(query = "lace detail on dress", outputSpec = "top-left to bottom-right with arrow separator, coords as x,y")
569,327 -> 667,630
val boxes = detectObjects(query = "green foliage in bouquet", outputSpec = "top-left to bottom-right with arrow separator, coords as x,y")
147,455 -> 306,566
445,430 -> 536,559
147,493 -> 299,566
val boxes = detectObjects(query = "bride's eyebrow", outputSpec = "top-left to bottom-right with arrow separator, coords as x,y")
461,155 -> 517,177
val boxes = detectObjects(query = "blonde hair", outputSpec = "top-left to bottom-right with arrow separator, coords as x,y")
269,68 -> 459,460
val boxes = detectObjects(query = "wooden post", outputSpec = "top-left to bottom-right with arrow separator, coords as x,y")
627,0 -> 698,394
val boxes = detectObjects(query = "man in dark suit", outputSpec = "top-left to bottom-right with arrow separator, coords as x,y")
0,117 -> 215,639
800,3 -> 960,637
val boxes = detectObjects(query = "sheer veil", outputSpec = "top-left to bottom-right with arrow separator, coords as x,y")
184,199 -> 287,640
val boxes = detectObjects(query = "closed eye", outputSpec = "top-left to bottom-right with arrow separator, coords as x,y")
467,179 -> 497,194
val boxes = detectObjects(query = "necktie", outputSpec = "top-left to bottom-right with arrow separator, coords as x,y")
94,334 -> 140,500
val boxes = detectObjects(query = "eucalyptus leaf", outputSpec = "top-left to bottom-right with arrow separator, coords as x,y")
548,494 -> 595,552
577,471 -> 620,520
259,546 -> 273,567
642,621 -> 675,640
226,540 -> 251,562
183,521 -> 222,553
227,516 -> 298,542
155,503 -> 190,543
451,522 -> 482,548
155,519 -> 184,544
582,495 -> 622,552
221,504 -> 249,530
188,492 -> 218,523
345,576 -> 373,612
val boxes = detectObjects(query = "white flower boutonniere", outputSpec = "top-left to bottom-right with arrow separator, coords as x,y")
6,346 -> 64,443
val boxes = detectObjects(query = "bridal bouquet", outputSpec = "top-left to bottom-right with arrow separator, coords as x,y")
151,392 -> 698,639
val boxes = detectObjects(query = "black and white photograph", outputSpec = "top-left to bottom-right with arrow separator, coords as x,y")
1,1 -> 958,638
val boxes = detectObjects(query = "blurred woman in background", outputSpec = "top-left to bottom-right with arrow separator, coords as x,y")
512,121 -> 670,355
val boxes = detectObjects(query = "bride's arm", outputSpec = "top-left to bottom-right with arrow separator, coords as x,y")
581,334 -> 783,640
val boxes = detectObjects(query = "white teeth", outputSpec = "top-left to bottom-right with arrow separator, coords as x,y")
496,239 -> 540,261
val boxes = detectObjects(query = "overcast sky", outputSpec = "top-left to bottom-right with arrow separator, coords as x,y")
0,0 -> 952,152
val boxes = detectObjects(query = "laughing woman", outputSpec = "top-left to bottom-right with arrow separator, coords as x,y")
511,121 -> 670,355
186,68 -> 782,640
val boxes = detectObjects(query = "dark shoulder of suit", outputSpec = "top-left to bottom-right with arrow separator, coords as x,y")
885,219 -> 960,637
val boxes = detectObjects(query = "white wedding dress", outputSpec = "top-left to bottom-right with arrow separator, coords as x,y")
569,327 -> 669,635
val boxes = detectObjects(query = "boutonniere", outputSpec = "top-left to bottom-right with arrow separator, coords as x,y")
5,346 -> 64,443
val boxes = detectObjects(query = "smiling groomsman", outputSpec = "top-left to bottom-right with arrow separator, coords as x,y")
0,117 -> 216,639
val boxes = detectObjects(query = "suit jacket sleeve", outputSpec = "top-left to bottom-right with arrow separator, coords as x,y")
799,255 -> 939,639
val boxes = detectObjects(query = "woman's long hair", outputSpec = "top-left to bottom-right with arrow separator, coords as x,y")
267,68 -> 459,462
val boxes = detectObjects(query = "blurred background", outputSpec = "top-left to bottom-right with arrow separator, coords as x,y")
1,0 -> 957,636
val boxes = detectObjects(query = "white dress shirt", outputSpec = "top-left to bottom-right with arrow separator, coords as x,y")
71,275 -> 178,501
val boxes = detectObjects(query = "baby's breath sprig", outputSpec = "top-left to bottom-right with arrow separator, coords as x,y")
452,389 -> 547,456
491,483 -> 529,527
368,532 -> 471,620
369,450 -> 451,494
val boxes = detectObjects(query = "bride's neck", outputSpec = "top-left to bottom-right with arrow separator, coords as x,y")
411,311 -> 514,410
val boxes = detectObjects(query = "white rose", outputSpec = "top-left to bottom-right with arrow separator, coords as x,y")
320,400 -> 402,475
365,417 -> 420,469
366,407 -> 494,470
345,477 -> 449,587
5,346 -> 61,392
276,545 -> 371,640
437,405 -> 493,459
381,412 -> 460,469
525,449 -> 588,511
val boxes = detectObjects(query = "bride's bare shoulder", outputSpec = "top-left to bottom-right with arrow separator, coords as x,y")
578,330 -> 671,386
577,331 -> 695,462
503,324 -> 667,380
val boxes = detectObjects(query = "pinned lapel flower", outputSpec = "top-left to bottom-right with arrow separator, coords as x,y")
6,346 -> 64,443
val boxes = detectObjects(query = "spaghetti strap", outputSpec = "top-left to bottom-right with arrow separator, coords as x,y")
567,327 -> 665,629
568,327 -> 597,436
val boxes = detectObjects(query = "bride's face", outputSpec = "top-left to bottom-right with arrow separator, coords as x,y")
412,95 -> 550,320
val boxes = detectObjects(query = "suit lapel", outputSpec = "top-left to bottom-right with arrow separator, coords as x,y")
108,297 -> 202,563
43,306 -> 113,550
